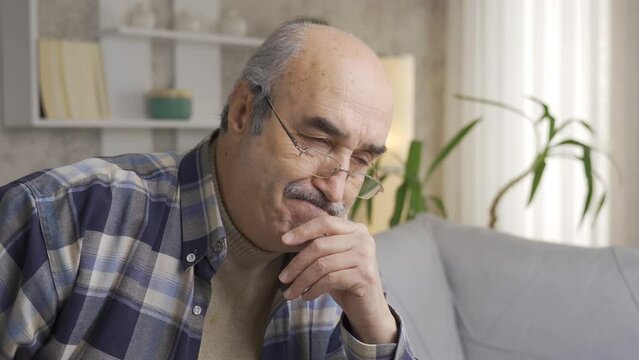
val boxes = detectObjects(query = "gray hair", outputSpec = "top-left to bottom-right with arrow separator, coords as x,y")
220,19 -> 324,133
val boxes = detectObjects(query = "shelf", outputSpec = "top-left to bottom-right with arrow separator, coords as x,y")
1,0 -> 237,154
102,26 -> 264,47
33,118 -> 219,129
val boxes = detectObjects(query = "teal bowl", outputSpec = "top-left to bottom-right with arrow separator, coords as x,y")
147,97 -> 192,120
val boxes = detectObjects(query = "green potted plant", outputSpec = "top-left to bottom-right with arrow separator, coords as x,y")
351,95 -> 617,230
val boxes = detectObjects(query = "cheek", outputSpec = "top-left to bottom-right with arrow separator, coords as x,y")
342,192 -> 358,214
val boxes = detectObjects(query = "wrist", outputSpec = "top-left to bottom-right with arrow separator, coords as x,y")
346,304 -> 398,344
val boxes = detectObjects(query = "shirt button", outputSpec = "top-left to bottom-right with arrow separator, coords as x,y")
192,305 -> 202,316
213,240 -> 223,253
186,253 -> 196,263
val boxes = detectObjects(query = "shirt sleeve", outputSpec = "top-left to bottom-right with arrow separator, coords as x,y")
337,305 -> 415,360
0,181 -> 58,359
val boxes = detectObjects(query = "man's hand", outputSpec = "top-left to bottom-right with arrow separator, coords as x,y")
278,215 -> 398,344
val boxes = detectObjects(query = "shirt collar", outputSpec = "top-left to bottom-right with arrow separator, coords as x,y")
178,131 -> 226,271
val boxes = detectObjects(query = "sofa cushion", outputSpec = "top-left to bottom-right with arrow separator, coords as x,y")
426,214 -> 639,360
375,216 -> 465,360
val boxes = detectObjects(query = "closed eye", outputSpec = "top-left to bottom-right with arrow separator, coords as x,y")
303,135 -> 332,148
352,155 -> 372,168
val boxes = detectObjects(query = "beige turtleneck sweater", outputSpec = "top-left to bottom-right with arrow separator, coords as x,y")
198,138 -> 285,359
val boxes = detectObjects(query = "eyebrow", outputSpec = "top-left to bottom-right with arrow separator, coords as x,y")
367,144 -> 387,156
302,116 -> 347,138
301,116 -> 387,156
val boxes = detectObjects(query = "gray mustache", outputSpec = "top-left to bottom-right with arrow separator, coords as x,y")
283,181 -> 346,217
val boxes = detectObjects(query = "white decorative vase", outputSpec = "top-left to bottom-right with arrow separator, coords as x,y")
218,9 -> 247,36
174,9 -> 202,32
129,1 -> 156,29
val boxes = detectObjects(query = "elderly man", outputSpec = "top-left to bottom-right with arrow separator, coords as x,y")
0,20 -> 413,359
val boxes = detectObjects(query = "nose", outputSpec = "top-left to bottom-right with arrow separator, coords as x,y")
312,170 -> 349,203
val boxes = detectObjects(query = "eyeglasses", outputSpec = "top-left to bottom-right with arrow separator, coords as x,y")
264,96 -> 383,199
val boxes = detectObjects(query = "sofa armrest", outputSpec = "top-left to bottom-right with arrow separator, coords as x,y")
375,217 -> 465,360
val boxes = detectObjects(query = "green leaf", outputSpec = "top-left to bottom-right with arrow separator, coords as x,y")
547,114 -> 557,140
528,154 -> 547,205
553,139 -> 595,224
552,138 -> 597,149
390,183 -> 408,227
591,192 -> 606,227
366,196 -> 373,223
548,152 -> 607,182
554,119 -> 595,135
455,94 -> 531,121
527,96 -> 550,115
405,140 -> 423,180
527,97 -> 557,140
390,141 -> 424,227
426,195 -> 448,218
407,180 -> 426,221
581,146 -> 594,225
577,120 -> 595,133
552,138 -> 620,177
424,118 -> 481,184
527,96 -> 557,142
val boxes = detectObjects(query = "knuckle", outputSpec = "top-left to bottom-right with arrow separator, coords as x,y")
314,258 -> 328,273
313,236 -> 330,252
292,285 -> 304,297
288,257 -> 303,272
362,264 -> 379,283
353,222 -> 368,234
295,228 -> 307,239
353,286 -> 367,298
325,272 -> 337,285
310,240 -> 323,253
362,235 -> 376,253
356,237 -> 375,256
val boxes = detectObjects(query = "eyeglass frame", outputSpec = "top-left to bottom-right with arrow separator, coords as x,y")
263,95 -> 384,199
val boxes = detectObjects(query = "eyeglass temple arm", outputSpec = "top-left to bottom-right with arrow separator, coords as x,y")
264,96 -> 302,149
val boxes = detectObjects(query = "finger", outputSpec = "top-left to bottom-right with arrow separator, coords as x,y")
279,234 -> 356,284
301,268 -> 361,301
282,215 -> 363,246
282,252 -> 358,300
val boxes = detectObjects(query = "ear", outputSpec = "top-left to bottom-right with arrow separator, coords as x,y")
226,80 -> 255,138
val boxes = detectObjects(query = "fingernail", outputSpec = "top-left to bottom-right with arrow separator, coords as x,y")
282,233 -> 294,243
279,270 -> 289,282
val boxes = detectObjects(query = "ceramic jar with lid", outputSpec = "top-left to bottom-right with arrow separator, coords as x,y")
218,9 -> 247,36
174,9 -> 202,32
129,1 -> 156,28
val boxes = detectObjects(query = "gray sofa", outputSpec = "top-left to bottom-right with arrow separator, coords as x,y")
375,214 -> 639,360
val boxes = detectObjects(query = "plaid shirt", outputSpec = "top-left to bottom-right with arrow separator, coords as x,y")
0,135 -> 413,360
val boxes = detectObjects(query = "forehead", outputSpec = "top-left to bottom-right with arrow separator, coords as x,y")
275,52 -> 393,148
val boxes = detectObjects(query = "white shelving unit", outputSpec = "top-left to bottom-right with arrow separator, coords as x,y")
0,0 -> 263,155
102,26 -> 264,47
30,118 -> 223,129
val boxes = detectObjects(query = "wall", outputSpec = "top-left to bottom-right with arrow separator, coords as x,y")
0,0 -> 447,199
610,0 -> 639,246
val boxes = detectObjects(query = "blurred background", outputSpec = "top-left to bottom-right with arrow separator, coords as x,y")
1,0 -> 637,247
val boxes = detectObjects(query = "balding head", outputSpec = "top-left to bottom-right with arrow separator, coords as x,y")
273,24 -> 393,127
220,20 -> 392,135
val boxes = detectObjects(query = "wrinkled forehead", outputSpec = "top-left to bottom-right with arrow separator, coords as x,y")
273,38 -> 394,146
277,69 -> 392,149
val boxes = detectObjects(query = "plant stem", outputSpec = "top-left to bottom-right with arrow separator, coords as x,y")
488,166 -> 533,229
